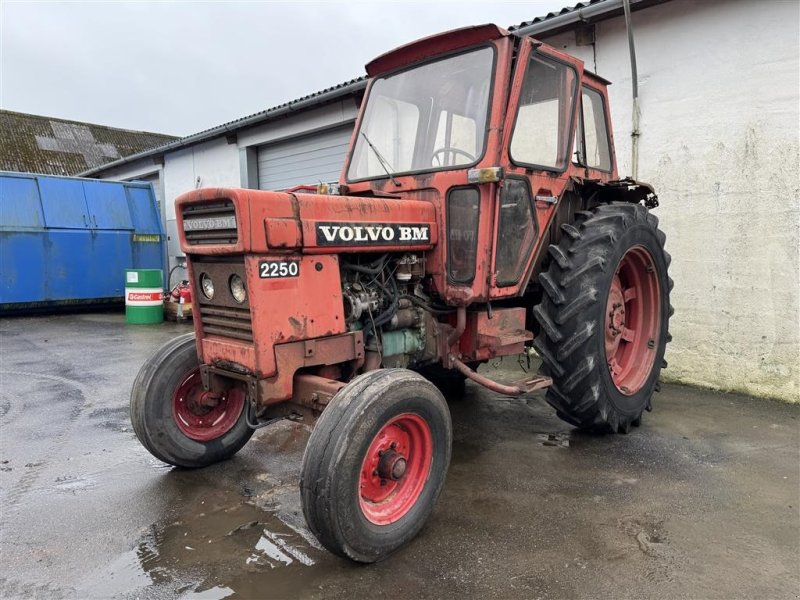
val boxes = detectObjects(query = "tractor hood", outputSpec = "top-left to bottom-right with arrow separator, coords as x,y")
176,187 -> 438,256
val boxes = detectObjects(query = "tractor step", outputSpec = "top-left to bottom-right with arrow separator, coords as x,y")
509,375 -> 553,393
450,355 -> 552,397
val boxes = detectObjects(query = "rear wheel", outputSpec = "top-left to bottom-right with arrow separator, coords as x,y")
533,202 -> 673,433
130,333 -> 253,468
300,369 -> 452,562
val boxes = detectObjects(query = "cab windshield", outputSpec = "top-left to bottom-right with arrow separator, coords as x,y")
347,46 -> 494,181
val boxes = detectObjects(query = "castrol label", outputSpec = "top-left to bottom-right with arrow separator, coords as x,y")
125,288 -> 163,307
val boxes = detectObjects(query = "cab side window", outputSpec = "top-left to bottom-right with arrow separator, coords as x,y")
510,54 -> 578,171
575,86 -> 612,171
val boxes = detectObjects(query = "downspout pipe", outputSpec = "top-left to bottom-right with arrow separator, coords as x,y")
623,0 -> 641,179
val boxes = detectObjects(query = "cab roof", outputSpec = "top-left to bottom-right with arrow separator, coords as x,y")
365,24 -> 509,77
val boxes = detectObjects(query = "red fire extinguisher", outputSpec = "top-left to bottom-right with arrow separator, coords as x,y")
169,281 -> 192,319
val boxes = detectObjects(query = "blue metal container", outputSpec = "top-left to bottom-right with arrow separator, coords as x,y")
0,171 -> 165,312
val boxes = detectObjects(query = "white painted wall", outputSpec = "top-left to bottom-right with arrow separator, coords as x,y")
541,0 -> 799,401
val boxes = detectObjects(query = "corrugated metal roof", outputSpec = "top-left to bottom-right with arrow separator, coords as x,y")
510,0 -> 670,37
1,110 -> 178,176
509,0 -> 606,32
80,0 -> 654,178
190,77 -> 367,141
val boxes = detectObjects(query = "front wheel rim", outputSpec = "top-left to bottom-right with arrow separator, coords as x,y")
604,245 -> 662,395
359,413 -> 433,525
172,367 -> 245,442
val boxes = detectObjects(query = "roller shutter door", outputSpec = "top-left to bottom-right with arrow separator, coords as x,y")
257,125 -> 353,191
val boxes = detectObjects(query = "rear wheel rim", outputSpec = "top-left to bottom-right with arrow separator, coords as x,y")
359,413 -> 433,525
604,245 -> 661,395
172,367 -> 245,442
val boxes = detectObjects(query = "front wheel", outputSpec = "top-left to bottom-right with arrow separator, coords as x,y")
300,369 -> 452,562
130,333 -> 253,468
533,202 -> 673,433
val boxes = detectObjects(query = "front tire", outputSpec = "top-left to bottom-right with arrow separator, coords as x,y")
533,202 -> 673,433
300,369 -> 452,562
130,333 -> 253,468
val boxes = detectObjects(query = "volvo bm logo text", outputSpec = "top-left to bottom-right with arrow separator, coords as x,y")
183,215 -> 237,231
316,223 -> 430,246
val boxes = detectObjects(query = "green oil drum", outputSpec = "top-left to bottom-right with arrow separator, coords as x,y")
125,269 -> 164,324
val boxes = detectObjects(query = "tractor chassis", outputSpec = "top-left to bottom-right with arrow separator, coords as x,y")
199,306 -> 553,424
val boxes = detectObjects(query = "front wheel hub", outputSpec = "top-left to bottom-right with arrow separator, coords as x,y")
378,450 -> 407,480
172,368 -> 246,442
359,413 -> 433,525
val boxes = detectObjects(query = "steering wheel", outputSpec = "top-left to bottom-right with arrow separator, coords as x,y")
431,147 -> 476,166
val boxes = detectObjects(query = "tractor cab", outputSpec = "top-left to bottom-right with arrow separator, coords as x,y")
341,24 -> 619,306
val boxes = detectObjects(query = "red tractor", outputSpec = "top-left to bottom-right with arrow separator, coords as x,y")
131,24 -> 672,562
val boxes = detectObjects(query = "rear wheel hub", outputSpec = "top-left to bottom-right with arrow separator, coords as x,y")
604,245 -> 661,395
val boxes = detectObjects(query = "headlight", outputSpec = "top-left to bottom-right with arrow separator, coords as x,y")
200,273 -> 215,300
229,274 -> 247,304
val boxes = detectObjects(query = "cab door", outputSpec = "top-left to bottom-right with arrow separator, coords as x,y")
490,38 -> 583,299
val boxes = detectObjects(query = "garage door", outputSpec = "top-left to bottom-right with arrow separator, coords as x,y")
257,125 -> 354,191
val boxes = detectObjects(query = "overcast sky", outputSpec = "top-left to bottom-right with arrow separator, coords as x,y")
1,1 -> 569,137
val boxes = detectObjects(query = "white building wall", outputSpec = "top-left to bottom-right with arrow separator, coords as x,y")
541,0 -> 799,401
162,139 -> 240,218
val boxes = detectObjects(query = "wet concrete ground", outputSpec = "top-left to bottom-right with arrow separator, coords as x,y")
1,312 -> 798,599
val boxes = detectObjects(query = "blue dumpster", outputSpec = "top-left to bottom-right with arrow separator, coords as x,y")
0,171 -> 165,313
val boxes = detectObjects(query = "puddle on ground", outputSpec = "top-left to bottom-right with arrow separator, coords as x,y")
85,497 -> 331,599
79,421 -> 341,599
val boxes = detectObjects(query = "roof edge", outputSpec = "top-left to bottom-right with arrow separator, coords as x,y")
79,77 -> 367,177
511,0 -> 672,38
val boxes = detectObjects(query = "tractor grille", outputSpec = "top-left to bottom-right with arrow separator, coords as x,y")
182,200 -> 238,246
199,305 -> 253,342
192,258 -> 253,342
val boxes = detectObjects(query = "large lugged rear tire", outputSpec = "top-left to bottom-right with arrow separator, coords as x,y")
130,333 -> 253,468
533,202 -> 673,433
300,369 -> 452,563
